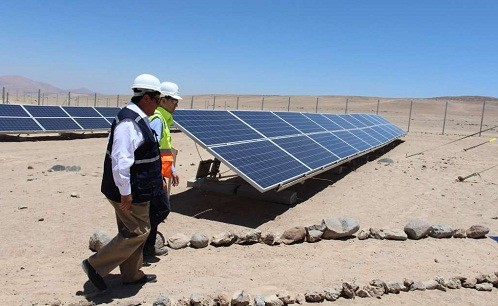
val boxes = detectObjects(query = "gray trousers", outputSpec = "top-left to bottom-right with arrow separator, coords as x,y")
88,199 -> 150,283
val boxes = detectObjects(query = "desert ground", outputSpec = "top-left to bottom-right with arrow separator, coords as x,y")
0,97 -> 497,305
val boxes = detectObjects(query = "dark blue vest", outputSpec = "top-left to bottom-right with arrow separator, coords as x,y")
101,107 -> 163,203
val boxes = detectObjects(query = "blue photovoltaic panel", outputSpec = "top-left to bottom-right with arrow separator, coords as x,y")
324,114 -> 357,129
350,114 -> 377,127
63,106 -> 100,117
302,113 -> 344,131
366,127 -> 391,143
94,107 -> 121,117
174,110 -> 262,146
309,132 -> 358,159
349,129 -> 382,147
211,140 -> 309,190
74,117 -> 111,129
333,130 -> 371,151
24,105 -> 69,117
35,118 -> 81,131
232,111 -> 300,138
272,135 -> 339,169
105,117 -> 114,123
0,104 -> 30,117
171,109 -> 405,192
274,112 -> 326,133
0,117 -> 42,132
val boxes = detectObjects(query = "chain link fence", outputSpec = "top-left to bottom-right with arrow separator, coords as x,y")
2,87 -> 497,137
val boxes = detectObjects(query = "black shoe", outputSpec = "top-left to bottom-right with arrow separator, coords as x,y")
82,259 -> 107,291
123,274 -> 157,285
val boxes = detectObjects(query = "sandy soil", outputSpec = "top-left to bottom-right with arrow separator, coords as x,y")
0,101 -> 497,305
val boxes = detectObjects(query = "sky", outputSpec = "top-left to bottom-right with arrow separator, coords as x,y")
1,0 -> 497,97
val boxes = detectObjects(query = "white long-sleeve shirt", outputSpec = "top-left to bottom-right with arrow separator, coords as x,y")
110,102 -> 151,196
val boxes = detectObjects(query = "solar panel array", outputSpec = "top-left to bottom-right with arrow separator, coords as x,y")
0,104 -> 121,133
174,110 -> 405,192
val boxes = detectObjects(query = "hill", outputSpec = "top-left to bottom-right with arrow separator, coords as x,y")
0,75 -> 95,95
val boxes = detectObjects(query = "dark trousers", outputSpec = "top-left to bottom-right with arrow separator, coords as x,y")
143,189 -> 170,255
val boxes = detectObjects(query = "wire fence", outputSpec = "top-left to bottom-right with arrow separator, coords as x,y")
2,87 -> 497,137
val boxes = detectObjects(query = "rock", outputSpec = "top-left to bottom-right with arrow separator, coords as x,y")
153,295 -> 172,306
324,286 -> 342,301
369,228 -> 385,240
377,158 -> 394,164
211,232 -> 237,247
385,281 -> 403,294
305,223 -> 325,232
70,192 -> 80,198
321,217 -> 360,239
357,285 -> 384,298
89,230 -> 112,252
305,229 -> 322,243
410,281 -> 426,291
304,291 -> 324,303
213,292 -> 230,306
253,295 -> 265,306
475,283 -> 493,291
155,232 -> 166,249
167,233 -> 190,249
236,229 -> 261,245
28,165 -> 34,169
453,228 -> 467,238
383,229 -> 408,241
403,278 -> 414,288
357,229 -> 369,240
276,290 -> 297,304
462,277 -> 477,288
485,273 -> 498,285
429,225 -> 454,238
280,226 -> 306,245
190,233 -> 209,248
370,279 -> 387,293
422,280 -> 439,290
66,165 -> 81,172
404,219 -> 431,239
50,165 -> 66,172
264,294 -> 284,306
466,225 -> 489,238
342,281 -> 359,298
261,232 -> 281,246
190,293 -> 208,306
231,290 -> 251,306
442,278 -> 462,289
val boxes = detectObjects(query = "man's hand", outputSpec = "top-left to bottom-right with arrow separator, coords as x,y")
171,172 -> 180,187
120,194 -> 132,211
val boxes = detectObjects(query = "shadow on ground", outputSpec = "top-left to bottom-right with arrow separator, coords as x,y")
77,274 -> 146,304
171,140 -> 403,228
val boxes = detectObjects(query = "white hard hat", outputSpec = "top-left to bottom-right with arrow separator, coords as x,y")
131,74 -> 161,95
160,81 -> 182,100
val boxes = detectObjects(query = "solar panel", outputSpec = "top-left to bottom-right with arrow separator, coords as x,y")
0,104 -> 30,117
74,117 -> 111,129
174,110 -> 405,192
62,106 -> 101,117
0,104 -> 115,133
0,117 -> 43,132
24,105 -> 69,117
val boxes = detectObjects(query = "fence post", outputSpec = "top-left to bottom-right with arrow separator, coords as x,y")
6,92 -> 9,103
345,98 -> 349,114
213,95 -> 216,110
407,100 -> 413,132
116,95 -> 120,107
37,89 -> 41,106
287,96 -> 291,111
442,101 -> 448,135
106,97 -> 109,107
42,93 -> 45,105
236,96 -> 239,109
478,100 -> 486,136
190,96 -> 194,109
224,100 -> 227,109
376,99 -> 380,115
261,96 -> 264,110
315,97 -> 319,113
94,93 -> 97,106
2,87 -> 5,103
68,92 -> 71,106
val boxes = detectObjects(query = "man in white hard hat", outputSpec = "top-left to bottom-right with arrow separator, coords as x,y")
143,81 -> 182,261
82,74 -> 162,291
